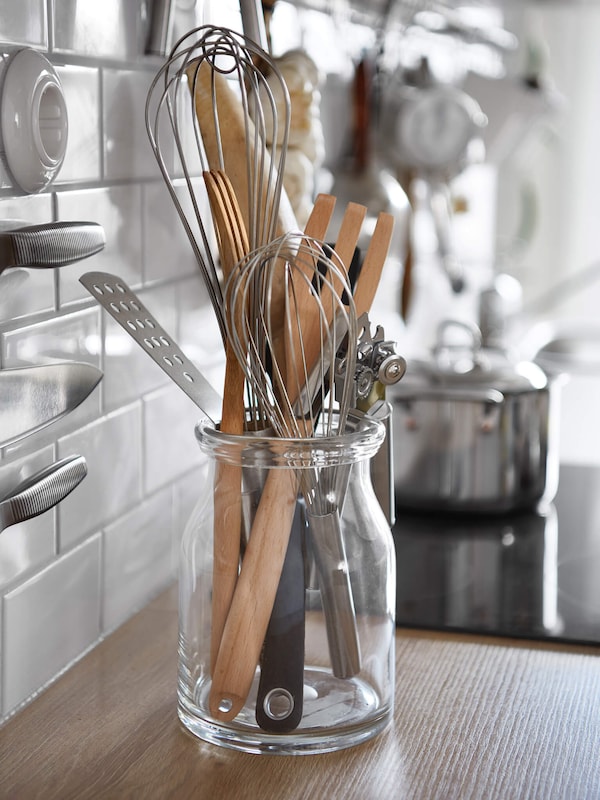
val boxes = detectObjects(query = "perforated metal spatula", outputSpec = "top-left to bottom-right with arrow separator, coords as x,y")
79,271 -> 222,422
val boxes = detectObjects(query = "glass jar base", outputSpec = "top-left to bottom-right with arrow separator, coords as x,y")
178,667 -> 392,755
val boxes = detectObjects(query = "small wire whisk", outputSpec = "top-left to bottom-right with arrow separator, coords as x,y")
224,232 -> 358,436
145,24 -> 293,345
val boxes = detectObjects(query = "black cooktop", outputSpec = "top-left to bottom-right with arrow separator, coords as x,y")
392,464 -> 600,646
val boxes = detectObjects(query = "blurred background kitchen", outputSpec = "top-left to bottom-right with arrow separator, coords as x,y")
1,0 -> 599,723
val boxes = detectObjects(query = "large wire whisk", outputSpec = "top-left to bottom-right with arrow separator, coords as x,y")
145,25 -> 292,345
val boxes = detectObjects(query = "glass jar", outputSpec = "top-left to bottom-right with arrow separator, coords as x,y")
178,413 -> 396,755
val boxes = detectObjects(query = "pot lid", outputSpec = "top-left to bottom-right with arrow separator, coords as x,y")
397,320 -> 549,397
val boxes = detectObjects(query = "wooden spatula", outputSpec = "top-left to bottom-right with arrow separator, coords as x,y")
284,199 -> 367,416
352,211 -> 395,317
203,169 -> 249,671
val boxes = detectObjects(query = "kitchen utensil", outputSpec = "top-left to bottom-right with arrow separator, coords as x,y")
0,454 -> 87,533
203,169 -> 250,670
389,319 -> 560,513
208,233 -> 359,721
0,363 -> 103,449
181,411 -> 393,754
240,0 -> 268,51
79,271 -> 222,422
352,212 -> 395,318
329,56 -> 409,264
0,221 -> 105,272
146,24 -> 295,345
255,500 -> 306,732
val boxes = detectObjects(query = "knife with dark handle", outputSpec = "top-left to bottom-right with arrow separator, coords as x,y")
0,455 -> 87,533
0,363 -> 103,448
0,221 -> 105,272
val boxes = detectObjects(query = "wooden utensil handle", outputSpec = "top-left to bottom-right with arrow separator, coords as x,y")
352,212 -> 394,318
210,346 -> 246,670
209,467 -> 299,721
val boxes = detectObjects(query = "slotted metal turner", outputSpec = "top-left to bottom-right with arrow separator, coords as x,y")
79,271 -> 222,422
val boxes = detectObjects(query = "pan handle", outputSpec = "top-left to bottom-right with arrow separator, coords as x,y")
0,455 -> 87,533
0,221 -> 105,271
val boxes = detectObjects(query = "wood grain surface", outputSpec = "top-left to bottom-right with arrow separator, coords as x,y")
1,585 -> 599,800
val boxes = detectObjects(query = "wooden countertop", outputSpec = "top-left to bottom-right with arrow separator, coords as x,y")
1,584 -> 599,800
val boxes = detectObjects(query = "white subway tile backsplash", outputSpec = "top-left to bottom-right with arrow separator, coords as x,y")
54,66 -> 101,184
0,0 -> 47,48
52,0 -> 150,60
0,194 -> 55,321
141,181 -> 199,283
172,0 -> 243,43
2,534 -> 101,717
103,68 -> 158,181
56,404 -> 143,549
0,445 -> 57,589
56,185 -> 144,304
1,306 -> 101,369
102,486 -> 174,632
0,192 -> 54,228
142,384 -> 203,495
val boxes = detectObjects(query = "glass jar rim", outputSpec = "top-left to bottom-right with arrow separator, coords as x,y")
195,412 -> 386,468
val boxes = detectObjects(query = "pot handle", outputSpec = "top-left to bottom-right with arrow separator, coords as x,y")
433,319 -> 482,363
395,387 -> 505,404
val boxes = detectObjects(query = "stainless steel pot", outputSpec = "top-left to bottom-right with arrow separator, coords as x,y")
390,320 -> 561,513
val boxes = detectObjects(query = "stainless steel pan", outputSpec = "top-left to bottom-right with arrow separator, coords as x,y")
390,320 -> 560,513
0,362 -> 103,448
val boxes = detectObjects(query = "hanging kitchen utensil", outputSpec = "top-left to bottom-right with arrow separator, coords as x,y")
79,272 -> 223,423
0,363 -> 103,449
0,221 -> 105,272
0,455 -> 87,533
330,56 -> 409,259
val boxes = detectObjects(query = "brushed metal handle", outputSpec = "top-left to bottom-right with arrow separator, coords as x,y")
0,221 -> 105,272
0,455 -> 87,533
